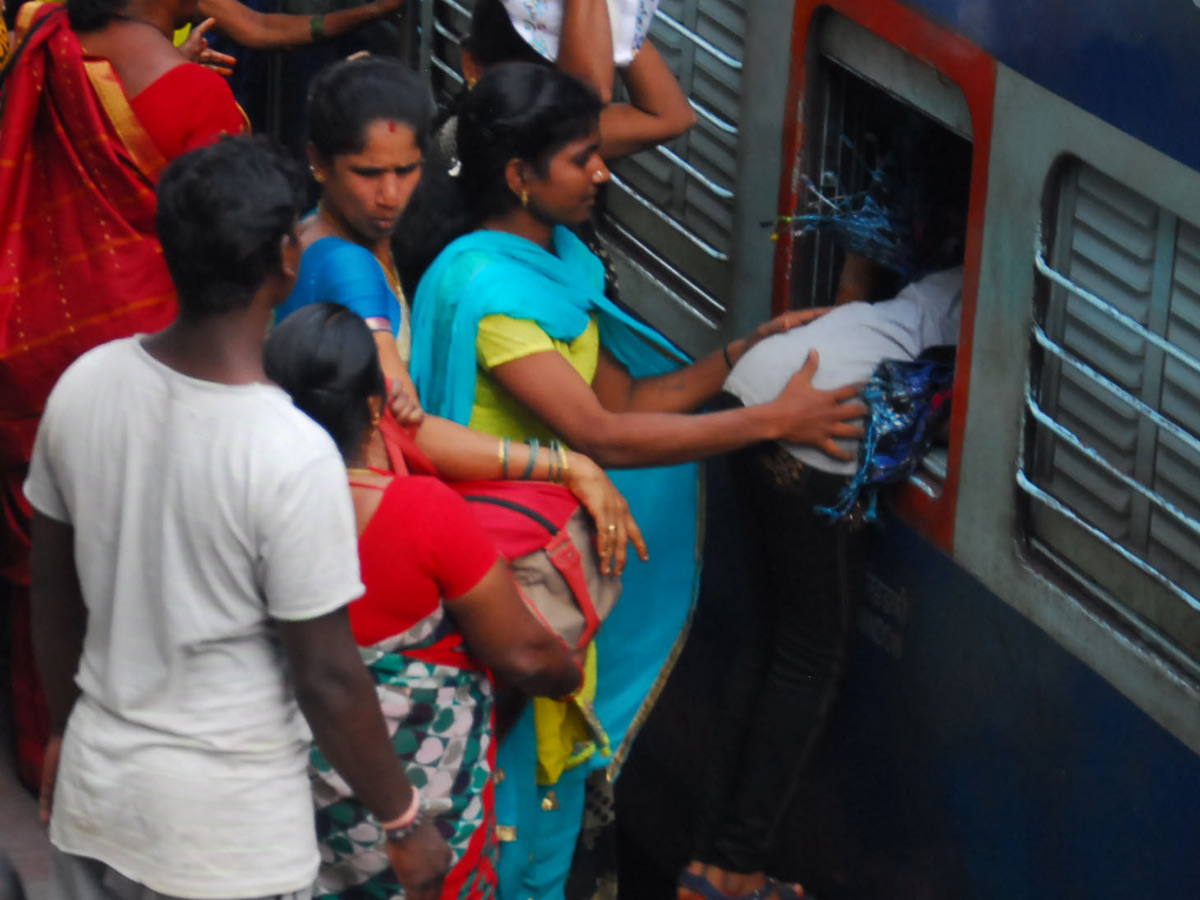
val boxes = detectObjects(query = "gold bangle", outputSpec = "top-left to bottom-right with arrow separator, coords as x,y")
559,445 -> 570,482
500,437 -> 510,478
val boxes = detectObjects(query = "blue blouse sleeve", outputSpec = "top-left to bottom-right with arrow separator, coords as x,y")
280,238 -> 399,329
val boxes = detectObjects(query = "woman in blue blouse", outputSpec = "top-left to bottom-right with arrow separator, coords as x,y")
275,55 -> 423,394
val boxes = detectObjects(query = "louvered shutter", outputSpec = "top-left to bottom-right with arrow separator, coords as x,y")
1026,162 -> 1200,650
604,0 -> 745,316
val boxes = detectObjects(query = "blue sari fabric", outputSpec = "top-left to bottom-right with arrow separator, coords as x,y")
411,227 -> 703,900
275,235 -> 404,336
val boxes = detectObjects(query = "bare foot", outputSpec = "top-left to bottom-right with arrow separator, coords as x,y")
678,861 -> 712,900
679,862 -> 769,900
681,863 -> 805,900
719,869 -> 769,899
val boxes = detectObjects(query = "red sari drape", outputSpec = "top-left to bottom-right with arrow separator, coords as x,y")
0,1 -> 180,581
0,2 -> 179,786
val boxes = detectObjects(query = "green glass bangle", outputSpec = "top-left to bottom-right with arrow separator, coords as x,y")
521,437 -> 540,480
310,13 -> 325,40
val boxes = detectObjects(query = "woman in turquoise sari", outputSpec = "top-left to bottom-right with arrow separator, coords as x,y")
399,64 -> 866,900
275,55 -> 645,568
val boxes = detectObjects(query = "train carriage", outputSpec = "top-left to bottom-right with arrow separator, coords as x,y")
397,1 -> 1200,895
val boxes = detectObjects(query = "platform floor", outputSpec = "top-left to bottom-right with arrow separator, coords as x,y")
1,695 -> 52,900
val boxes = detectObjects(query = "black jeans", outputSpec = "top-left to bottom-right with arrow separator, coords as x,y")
693,395 -> 866,875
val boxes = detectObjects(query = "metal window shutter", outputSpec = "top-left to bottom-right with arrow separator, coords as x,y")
604,0 -> 746,313
1149,221 -> 1200,595
1035,166 -> 1158,546
1029,158 -> 1200,633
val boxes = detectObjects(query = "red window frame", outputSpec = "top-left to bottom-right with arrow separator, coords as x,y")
771,0 -> 996,552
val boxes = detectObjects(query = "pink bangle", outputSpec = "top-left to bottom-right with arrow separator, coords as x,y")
379,787 -> 421,831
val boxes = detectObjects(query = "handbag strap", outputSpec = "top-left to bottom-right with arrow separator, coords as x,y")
461,494 -> 558,536
544,528 -> 600,648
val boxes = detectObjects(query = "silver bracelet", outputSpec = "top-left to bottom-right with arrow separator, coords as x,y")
383,802 -> 424,843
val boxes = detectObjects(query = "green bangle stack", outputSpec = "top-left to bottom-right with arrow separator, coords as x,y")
521,438 -> 540,480
309,13 -> 325,40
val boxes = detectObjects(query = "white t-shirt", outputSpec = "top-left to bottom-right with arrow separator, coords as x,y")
24,337 -> 364,899
725,267 -> 964,475
502,0 -> 659,65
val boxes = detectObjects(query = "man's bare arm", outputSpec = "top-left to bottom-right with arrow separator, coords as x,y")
31,511 -> 85,736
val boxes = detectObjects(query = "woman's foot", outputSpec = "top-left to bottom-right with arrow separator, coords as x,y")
678,863 -> 775,900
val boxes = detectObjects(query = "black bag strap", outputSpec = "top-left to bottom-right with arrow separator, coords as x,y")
462,494 -> 559,537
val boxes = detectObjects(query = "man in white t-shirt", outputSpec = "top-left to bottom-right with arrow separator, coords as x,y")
25,138 -> 449,900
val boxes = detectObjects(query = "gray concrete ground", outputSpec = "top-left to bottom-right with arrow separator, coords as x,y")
1,693 -> 52,900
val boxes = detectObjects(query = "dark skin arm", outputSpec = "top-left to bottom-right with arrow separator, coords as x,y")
483,307 -> 863,468
197,0 -> 404,51
446,560 -> 582,699
277,607 -> 450,900
30,512 -> 86,825
588,309 -> 831,417
490,347 -> 864,468
557,0 -> 614,103
599,41 -> 697,159
401,414 -> 647,574
553,4 -> 695,160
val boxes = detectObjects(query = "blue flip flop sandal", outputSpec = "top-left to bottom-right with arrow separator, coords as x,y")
677,869 -> 774,900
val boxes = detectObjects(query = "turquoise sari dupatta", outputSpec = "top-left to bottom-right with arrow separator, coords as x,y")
411,227 -> 702,900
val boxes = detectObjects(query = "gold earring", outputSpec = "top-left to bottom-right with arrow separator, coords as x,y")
371,410 -> 382,429
310,167 -> 325,184
466,76 -> 478,90
520,189 -> 529,208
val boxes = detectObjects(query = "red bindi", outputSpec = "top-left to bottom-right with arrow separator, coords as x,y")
387,122 -> 397,133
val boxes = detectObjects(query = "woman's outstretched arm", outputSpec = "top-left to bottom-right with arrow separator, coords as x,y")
592,307 -> 832,416
489,347 -> 864,469
197,0 -> 404,51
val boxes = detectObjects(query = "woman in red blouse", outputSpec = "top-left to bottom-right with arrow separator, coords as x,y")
265,301 -> 586,900
0,0 -> 246,789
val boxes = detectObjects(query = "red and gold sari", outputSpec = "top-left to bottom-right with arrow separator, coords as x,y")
0,1 -> 238,785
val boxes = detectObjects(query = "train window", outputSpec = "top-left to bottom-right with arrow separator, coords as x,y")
1023,161 -> 1200,660
793,15 -> 973,490
794,12 -> 972,314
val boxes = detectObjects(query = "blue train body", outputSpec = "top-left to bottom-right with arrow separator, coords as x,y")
615,3 -> 1200,897
912,0 -> 1200,173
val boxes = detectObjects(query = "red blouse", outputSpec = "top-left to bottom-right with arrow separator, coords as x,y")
350,476 -> 499,669
129,63 -> 246,161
